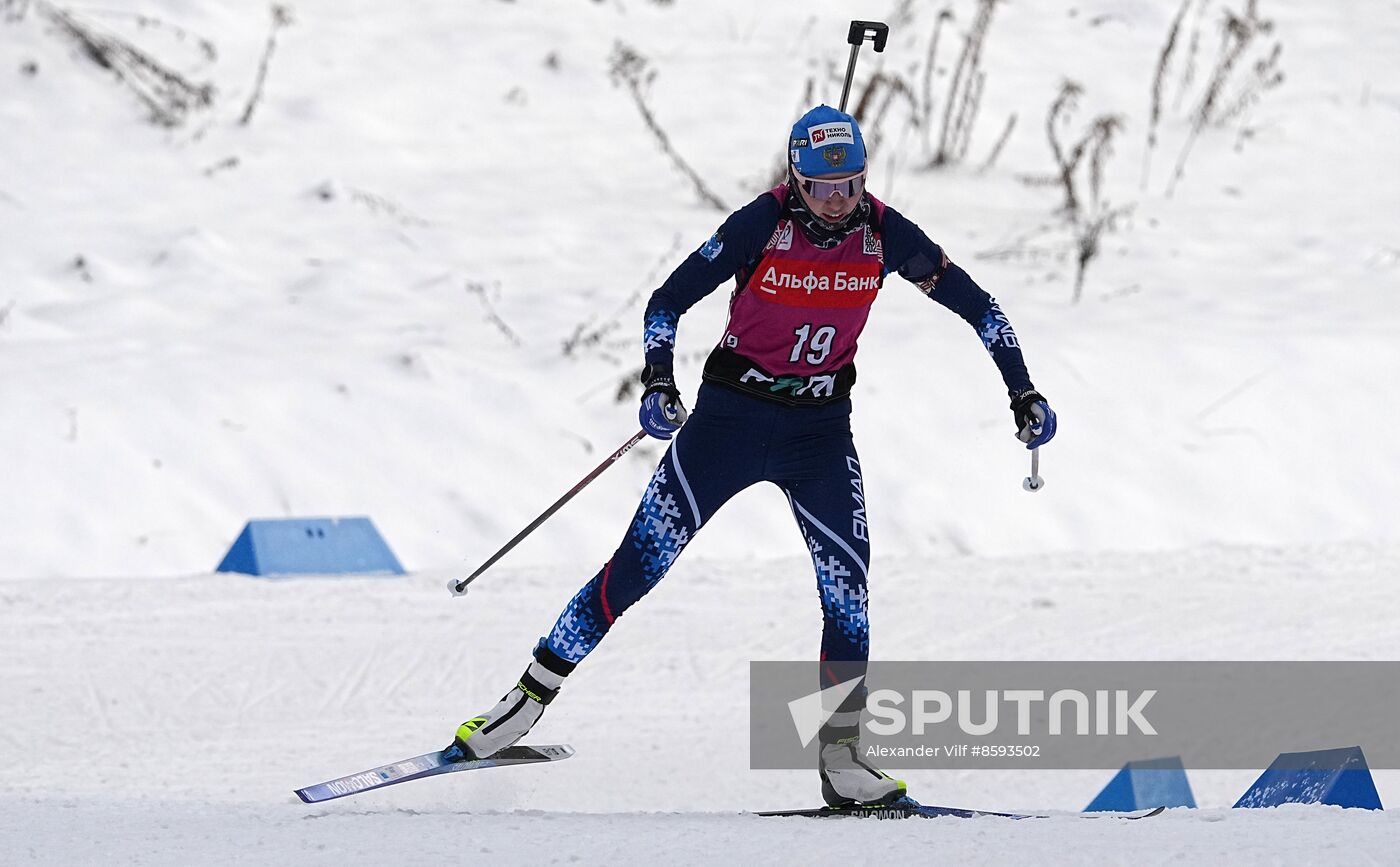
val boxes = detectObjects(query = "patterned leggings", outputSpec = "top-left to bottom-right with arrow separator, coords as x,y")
541,383 -> 872,677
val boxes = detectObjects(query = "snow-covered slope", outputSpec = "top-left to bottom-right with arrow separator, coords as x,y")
2,0 -> 1397,578
3,0 -> 1399,862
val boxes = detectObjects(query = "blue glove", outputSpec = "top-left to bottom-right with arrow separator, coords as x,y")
639,364 -> 689,440
1010,389 -> 1057,449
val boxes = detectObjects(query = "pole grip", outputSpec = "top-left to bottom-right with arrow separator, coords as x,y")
846,20 -> 889,52
839,21 -> 890,113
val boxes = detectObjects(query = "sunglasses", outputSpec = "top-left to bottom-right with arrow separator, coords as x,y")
793,169 -> 866,200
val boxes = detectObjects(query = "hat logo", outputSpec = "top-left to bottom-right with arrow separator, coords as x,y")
806,122 -> 856,148
823,146 -> 848,167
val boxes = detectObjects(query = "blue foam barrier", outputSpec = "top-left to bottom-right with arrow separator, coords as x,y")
1085,755 -> 1196,812
1234,746 -> 1382,810
216,517 -> 405,576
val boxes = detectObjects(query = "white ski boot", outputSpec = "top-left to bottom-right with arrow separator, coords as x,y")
449,654 -> 569,760
819,738 -> 907,807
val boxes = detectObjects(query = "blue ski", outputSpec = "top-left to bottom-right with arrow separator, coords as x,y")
295,743 -> 574,803
756,797 -> 1166,820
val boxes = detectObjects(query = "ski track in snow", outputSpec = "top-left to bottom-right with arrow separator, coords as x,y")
2,800 -> 1398,867
4,544 -> 1400,863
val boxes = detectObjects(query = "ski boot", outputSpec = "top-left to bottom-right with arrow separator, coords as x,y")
816,700 -> 908,810
819,738 -> 907,807
445,646 -> 573,761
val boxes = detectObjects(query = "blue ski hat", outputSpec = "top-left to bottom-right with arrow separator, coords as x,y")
788,105 -> 865,176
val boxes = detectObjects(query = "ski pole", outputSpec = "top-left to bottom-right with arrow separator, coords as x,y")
448,429 -> 649,597
1022,447 -> 1044,492
839,20 -> 890,112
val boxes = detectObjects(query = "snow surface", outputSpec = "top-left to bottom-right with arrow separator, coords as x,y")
2,0 -> 1399,863
6,548 -> 1400,864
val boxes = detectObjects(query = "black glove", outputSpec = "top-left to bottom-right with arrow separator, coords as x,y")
639,363 -> 688,440
1010,389 -> 1057,449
